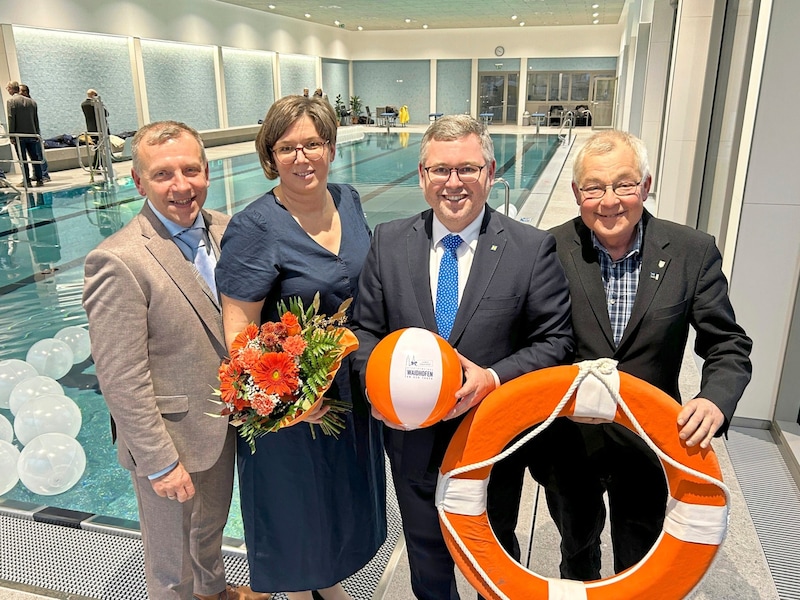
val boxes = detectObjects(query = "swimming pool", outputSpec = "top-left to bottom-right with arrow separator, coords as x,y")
0,132 -> 560,540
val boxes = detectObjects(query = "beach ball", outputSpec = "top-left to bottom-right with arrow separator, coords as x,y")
9,375 -> 64,416
26,338 -> 74,380
54,326 -> 91,364
0,440 -> 21,495
366,328 -> 463,429
17,432 -> 86,496
0,414 -> 13,443
0,359 -> 38,409
13,394 -> 82,446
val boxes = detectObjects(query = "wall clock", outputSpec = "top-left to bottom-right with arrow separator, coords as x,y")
494,46 -> 505,57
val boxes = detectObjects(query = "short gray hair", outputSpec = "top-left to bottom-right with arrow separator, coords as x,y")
572,130 -> 650,185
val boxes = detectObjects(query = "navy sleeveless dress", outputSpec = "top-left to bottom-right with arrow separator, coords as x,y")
216,183 -> 387,593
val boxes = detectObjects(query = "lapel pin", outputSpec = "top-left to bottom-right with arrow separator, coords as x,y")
650,272 -> 660,280
490,244 -> 498,251
658,260 -> 666,268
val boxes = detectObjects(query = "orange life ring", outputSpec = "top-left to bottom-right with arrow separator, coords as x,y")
437,359 -> 729,600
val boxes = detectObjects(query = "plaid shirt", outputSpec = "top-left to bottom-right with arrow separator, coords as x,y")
592,223 -> 643,346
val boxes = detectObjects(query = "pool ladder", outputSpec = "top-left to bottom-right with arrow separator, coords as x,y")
493,177 -> 512,218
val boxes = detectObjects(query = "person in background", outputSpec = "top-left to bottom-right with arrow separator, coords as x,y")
216,95 -> 386,600
547,129 -> 753,580
313,88 -> 323,98
5,80 -> 43,187
83,120 -> 270,600
81,88 -> 107,170
19,84 -> 50,182
349,114 -> 573,600
302,87 -> 310,97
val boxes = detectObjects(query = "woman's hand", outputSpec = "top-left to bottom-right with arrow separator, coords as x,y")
303,399 -> 332,424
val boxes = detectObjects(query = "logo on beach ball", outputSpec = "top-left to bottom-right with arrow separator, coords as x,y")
366,328 -> 462,429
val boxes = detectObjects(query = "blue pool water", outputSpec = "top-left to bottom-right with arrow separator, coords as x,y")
0,132 -> 559,540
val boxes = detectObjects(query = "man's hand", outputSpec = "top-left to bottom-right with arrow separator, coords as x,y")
151,462 -> 195,503
443,351 -> 496,421
677,397 -> 724,449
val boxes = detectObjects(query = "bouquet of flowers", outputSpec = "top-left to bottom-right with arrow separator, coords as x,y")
214,293 -> 358,453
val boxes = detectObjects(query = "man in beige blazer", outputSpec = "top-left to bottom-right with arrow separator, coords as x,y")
83,121 -> 269,600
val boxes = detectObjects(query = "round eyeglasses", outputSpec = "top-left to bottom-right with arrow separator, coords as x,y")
424,165 -> 486,184
271,140 -> 329,165
578,181 -> 642,200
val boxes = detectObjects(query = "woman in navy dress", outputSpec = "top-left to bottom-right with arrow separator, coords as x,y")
216,96 -> 386,600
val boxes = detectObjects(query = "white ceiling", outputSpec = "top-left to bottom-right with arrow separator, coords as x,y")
213,0 -> 628,32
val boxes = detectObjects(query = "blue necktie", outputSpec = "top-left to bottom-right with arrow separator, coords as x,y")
176,227 -> 218,299
435,234 -> 463,339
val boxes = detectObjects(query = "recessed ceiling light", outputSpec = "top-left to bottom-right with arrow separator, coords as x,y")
511,15 -> 518,20
423,24 -> 428,29
405,18 -> 411,23
334,20 -> 340,25
357,25 -> 363,30
519,22 -> 525,26
592,3 -> 599,7
593,12 -> 599,17
268,4 -> 275,8
593,19 -> 599,24
304,13 -> 311,18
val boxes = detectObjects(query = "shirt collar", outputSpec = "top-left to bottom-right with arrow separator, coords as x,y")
147,200 -> 205,238
432,206 -> 485,248
591,220 -> 643,262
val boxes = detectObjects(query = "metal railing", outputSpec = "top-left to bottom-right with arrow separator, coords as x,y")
558,111 -> 575,145
1,131 -> 46,193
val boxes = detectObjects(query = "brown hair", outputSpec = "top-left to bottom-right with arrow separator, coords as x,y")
255,95 -> 338,180
131,120 -> 206,174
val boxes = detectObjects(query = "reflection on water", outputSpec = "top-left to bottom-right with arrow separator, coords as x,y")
0,133 -> 559,540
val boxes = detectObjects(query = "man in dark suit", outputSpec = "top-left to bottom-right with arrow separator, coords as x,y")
81,88 -> 107,170
5,80 -> 43,186
350,115 -> 574,600
547,129 -> 752,580
83,121 -> 269,600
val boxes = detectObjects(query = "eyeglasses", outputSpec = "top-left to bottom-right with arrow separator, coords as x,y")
578,181 -> 641,200
271,140 -> 329,164
424,165 -> 486,184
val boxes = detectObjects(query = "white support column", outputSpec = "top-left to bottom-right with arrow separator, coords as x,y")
129,37 -> 149,127
214,45 -> 228,129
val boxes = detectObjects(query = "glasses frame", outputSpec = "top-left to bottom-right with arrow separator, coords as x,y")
271,140 -> 330,165
423,164 -> 487,184
578,180 -> 642,201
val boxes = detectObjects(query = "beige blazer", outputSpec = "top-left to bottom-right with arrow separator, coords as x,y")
83,203 -> 231,476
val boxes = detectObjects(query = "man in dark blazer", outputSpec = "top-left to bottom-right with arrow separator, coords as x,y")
83,121 -> 269,600
81,88 -> 108,170
548,129 -> 752,580
5,80 -> 43,186
351,115 -> 574,600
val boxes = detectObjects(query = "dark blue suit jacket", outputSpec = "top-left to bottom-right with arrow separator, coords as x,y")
351,207 -> 573,476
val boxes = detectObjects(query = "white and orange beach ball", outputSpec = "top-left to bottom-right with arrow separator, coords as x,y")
366,327 -> 463,429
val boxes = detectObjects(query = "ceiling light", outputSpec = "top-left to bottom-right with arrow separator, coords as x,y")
593,12 -> 599,17
423,24 -> 428,29
511,15 -> 518,20
592,3 -> 599,7
304,13 -> 311,18
593,19 -> 599,24
268,4 -> 275,8
357,25 -> 363,30
519,22 -> 525,26
334,20 -> 340,25
405,18 -> 411,23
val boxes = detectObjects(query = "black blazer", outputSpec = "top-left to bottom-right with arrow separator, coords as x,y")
351,207 -> 573,474
550,209 -> 752,429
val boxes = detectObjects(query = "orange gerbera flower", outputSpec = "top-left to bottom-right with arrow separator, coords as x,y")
251,351 -> 299,397
231,323 -> 259,353
281,312 -> 302,336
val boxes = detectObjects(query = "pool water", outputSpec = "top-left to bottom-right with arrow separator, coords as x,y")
0,132 -> 560,540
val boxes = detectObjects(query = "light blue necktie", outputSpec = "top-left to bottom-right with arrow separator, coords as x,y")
435,234 -> 463,339
176,227 -> 218,299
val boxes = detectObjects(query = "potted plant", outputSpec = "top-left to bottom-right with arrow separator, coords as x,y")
334,94 -> 349,126
349,95 -> 363,124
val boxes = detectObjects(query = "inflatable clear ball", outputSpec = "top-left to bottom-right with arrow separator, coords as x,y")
13,394 -> 82,446
25,338 -> 75,380
0,440 -> 21,495
54,326 -> 91,364
17,432 -> 86,496
9,375 -> 64,416
0,359 -> 38,409
0,414 -> 13,443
